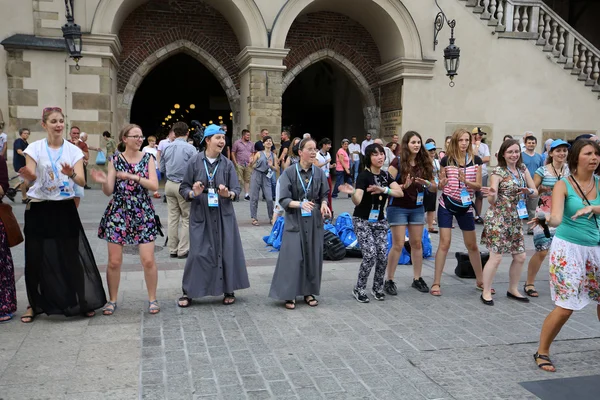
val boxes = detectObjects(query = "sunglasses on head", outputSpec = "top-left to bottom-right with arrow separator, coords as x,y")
42,107 -> 63,119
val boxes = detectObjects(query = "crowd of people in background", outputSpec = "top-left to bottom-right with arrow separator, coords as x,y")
0,110 -> 599,375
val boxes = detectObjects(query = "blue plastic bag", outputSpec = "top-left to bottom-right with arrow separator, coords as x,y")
263,216 -> 285,248
96,150 -> 106,165
334,213 -> 353,234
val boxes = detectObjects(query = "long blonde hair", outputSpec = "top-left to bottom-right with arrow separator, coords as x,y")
445,128 -> 474,166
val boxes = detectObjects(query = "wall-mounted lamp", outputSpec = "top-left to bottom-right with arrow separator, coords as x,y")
61,0 -> 82,69
434,0 -> 460,87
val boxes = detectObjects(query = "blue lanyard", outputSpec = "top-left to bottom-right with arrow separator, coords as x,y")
45,139 -> 64,178
506,168 -> 524,187
295,163 -> 314,198
203,159 -> 219,183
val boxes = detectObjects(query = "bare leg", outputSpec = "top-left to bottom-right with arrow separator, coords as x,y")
407,224 -> 424,280
536,306 -> 573,371
508,252 -> 527,297
106,242 -> 124,302
463,230 -> 483,283
385,225 -> 406,281
433,228 -> 452,287
139,242 -> 158,302
526,250 -> 548,288
426,211 -> 435,230
482,251 -> 502,300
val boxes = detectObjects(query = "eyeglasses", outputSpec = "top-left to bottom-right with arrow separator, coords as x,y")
42,107 -> 62,118
126,135 -> 145,140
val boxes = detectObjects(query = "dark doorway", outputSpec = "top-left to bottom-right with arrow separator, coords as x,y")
282,60 -> 364,147
130,53 -> 232,142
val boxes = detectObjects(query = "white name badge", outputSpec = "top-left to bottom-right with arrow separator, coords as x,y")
208,188 -> 219,207
368,209 -> 380,222
301,200 -> 311,217
325,169 -> 330,178
416,192 -> 424,206
516,199 -> 528,219
460,188 -> 472,206
266,169 -> 274,179
60,181 -> 71,197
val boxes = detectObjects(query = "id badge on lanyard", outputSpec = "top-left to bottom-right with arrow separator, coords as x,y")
516,199 -> 528,219
460,187 -> 472,206
46,140 -> 69,196
325,168 -> 330,178
296,164 -> 314,218
266,169 -> 274,179
368,208 -> 380,222
59,181 -> 71,196
416,191 -> 424,206
208,188 -> 219,207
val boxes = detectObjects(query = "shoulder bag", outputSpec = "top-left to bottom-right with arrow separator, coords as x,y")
0,202 -> 24,247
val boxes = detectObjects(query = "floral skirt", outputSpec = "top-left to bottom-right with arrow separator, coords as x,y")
549,237 -> 600,311
0,220 -> 16,316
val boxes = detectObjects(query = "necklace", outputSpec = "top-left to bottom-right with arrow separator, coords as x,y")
581,178 -> 595,196
551,162 -> 564,180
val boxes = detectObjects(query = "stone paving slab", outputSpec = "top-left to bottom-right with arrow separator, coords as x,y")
1,190 -> 599,400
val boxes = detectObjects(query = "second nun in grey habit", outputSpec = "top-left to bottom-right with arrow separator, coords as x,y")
249,136 -> 277,225
269,138 -> 331,309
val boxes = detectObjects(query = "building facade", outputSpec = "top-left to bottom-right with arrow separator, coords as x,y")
0,0 -> 599,159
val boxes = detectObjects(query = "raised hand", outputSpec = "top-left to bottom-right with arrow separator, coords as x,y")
91,169 -> 107,184
403,174 -> 414,189
366,185 -> 385,194
116,171 -> 132,181
458,170 -> 466,184
571,205 -> 595,220
438,170 -> 448,187
338,183 -> 354,194
192,181 -> 204,197
217,184 -> 230,198
18,166 -> 36,182
414,177 -> 429,187
60,162 -> 74,178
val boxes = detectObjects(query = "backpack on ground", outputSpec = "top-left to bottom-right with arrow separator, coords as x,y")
454,251 -> 489,278
386,229 -> 411,265
323,230 -> 346,261
334,212 -> 353,234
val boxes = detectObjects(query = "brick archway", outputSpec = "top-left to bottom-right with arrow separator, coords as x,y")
117,40 -> 240,129
283,48 -> 380,135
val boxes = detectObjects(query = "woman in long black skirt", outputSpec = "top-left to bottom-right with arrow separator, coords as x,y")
18,107 -> 106,322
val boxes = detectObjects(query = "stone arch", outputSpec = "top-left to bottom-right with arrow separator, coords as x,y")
282,50 -> 379,136
270,0 -> 423,62
117,40 -> 240,129
91,0 -> 269,48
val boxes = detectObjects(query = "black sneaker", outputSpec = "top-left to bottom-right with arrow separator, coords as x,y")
384,280 -> 398,295
371,289 -> 385,301
244,194 -> 250,201
412,277 -> 429,293
352,288 -> 369,303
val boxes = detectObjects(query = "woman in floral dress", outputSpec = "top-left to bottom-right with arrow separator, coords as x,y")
480,139 -> 538,306
524,139 -> 570,297
532,139 -> 600,372
94,124 -> 160,315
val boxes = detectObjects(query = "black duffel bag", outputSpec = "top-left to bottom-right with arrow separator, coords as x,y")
324,230 -> 346,261
454,251 -> 489,278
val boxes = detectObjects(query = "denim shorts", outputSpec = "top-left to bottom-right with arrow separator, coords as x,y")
437,205 -> 475,231
386,206 -> 425,226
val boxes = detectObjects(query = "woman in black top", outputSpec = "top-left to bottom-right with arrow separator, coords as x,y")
338,143 -> 404,303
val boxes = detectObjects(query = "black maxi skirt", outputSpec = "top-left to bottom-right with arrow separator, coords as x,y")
24,199 -> 106,316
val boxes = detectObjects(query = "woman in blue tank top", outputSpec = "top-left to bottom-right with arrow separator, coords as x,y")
531,139 -> 600,372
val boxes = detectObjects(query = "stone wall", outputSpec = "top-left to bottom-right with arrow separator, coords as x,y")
117,0 -> 242,94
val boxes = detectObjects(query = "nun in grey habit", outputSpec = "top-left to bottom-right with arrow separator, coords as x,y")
178,124 -> 249,306
269,138 -> 331,309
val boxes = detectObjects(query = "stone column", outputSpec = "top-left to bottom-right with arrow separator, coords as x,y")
236,47 -> 289,144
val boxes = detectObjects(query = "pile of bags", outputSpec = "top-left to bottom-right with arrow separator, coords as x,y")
263,212 -> 433,263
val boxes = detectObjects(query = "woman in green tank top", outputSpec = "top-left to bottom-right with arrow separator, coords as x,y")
531,140 -> 600,372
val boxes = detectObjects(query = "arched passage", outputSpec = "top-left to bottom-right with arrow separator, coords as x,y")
270,0 -> 423,62
91,0 -> 269,48
117,40 -> 240,134
282,59 -> 368,146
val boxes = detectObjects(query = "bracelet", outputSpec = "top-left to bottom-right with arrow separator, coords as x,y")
384,187 -> 390,195
70,172 -> 77,180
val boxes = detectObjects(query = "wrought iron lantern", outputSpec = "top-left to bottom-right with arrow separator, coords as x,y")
434,0 -> 460,86
61,0 -> 82,69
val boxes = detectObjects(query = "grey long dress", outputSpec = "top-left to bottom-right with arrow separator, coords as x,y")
269,163 -> 329,300
179,152 -> 250,297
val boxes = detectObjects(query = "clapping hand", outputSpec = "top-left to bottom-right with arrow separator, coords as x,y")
116,171 -> 131,181
403,174 -> 414,189
458,170 -> 466,184
60,162 -> 74,178
367,185 -> 385,194
217,184 -> 230,198
338,183 -> 354,194
414,177 -> 429,187
192,181 -> 204,197
91,169 -> 107,184
518,187 -> 531,196
438,170 -> 448,187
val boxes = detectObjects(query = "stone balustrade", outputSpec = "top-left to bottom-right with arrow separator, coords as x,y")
461,0 -> 600,95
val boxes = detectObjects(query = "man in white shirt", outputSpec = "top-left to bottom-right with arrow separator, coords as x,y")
472,127 -> 490,223
348,136 -> 361,185
315,138 -> 335,214
360,133 -> 373,155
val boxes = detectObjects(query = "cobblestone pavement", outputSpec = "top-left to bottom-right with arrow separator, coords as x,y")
1,190 -> 599,400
